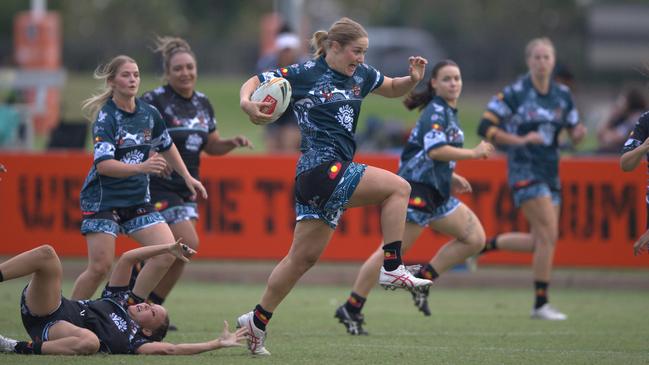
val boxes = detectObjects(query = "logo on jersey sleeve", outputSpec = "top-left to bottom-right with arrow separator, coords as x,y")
97,110 -> 107,123
94,142 -> 115,159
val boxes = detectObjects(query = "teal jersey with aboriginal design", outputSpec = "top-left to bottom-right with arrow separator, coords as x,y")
259,56 -> 384,175
398,96 -> 464,202
80,99 -> 173,212
484,74 -> 578,189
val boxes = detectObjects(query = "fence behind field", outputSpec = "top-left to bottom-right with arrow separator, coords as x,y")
0,152 -> 645,268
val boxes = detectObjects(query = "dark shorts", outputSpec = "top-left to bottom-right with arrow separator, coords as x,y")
405,181 -> 460,226
294,161 -> 366,229
151,189 -> 198,225
80,203 -> 165,237
20,285 -> 85,342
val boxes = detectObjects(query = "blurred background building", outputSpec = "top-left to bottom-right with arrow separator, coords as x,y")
0,0 -> 648,151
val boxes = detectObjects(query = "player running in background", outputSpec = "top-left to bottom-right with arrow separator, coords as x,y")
476,37 -> 586,320
70,55 -> 207,304
335,60 -> 494,334
137,36 -> 251,313
236,17 -> 433,355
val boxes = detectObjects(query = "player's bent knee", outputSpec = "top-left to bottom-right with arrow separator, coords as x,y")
87,261 -> 112,278
395,176 -> 411,197
75,330 -> 100,355
184,237 -> 199,250
36,244 -> 59,261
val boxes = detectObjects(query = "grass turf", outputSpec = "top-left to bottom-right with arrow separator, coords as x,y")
0,278 -> 647,364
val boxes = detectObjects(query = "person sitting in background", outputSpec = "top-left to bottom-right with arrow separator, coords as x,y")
597,86 -> 647,154
256,26 -> 305,153
0,163 -> 6,181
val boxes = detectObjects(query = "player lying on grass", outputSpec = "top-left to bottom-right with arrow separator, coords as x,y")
0,242 -> 247,355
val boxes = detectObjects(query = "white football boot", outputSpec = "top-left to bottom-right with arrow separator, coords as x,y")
530,303 -> 567,321
237,311 -> 271,356
0,334 -> 17,353
379,264 -> 433,290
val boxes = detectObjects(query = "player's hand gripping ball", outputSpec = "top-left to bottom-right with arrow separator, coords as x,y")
250,77 -> 292,125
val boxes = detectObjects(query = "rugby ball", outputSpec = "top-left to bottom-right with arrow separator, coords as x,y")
250,77 -> 292,124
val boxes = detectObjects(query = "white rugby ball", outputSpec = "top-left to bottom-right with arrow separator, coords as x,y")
250,77 -> 292,124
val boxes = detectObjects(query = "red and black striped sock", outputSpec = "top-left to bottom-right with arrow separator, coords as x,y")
382,241 -> 402,271
14,341 -> 42,354
534,281 -> 549,309
148,291 -> 165,305
344,291 -> 366,315
253,304 -> 273,331
127,292 -> 145,306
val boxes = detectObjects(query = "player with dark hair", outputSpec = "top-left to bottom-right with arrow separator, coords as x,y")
137,36 -> 251,311
335,60 -> 494,334
0,242 -> 247,355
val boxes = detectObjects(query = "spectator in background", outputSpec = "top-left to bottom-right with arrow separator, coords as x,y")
0,92 -> 22,146
256,26 -> 305,153
597,86 -> 647,154
0,163 -> 6,181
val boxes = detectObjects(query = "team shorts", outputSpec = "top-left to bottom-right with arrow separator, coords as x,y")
80,203 -> 165,237
295,161 -> 366,229
511,180 -> 561,208
150,189 -> 198,225
406,194 -> 461,226
20,285 -> 85,342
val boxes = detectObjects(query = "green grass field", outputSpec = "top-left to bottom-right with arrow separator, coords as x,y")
0,278 -> 647,364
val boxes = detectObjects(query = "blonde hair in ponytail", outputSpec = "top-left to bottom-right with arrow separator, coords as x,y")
153,35 -> 195,77
310,17 -> 368,58
81,55 -> 136,121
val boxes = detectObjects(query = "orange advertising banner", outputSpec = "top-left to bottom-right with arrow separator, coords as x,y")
0,152 -> 646,268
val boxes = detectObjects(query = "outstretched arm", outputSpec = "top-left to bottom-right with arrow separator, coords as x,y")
373,56 -> 427,98
203,131 -> 254,155
108,240 -> 195,287
428,141 -> 495,161
136,321 -> 247,355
